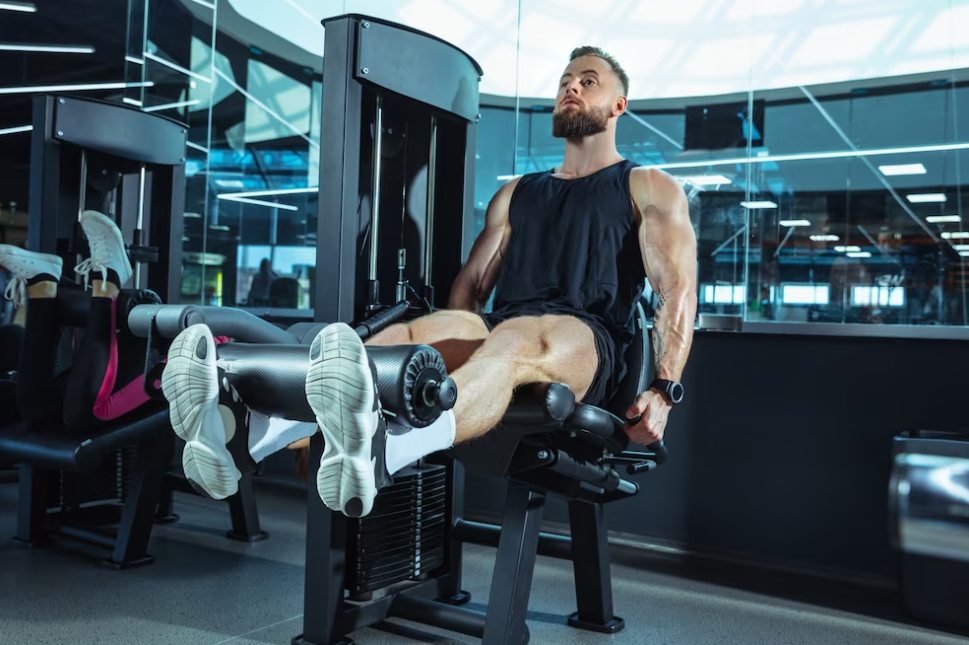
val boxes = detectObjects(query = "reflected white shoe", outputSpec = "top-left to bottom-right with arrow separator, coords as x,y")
75,210 -> 132,288
0,245 -> 62,308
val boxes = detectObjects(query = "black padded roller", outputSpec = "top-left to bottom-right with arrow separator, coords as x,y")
367,344 -> 449,428
216,342 -> 450,428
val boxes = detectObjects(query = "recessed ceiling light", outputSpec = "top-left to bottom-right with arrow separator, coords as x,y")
741,201 -> 778,209
926,215 -> 961,224
0,44 -> 94,53
878,163 -> 927,176
943,232 -> 969,239
682,174 -> 732,186
0,2 -> 37,12
810,235 -> 839,242
779,219 -> 811,227
847,252 -> 873,258
834,246 -> 862,252
906,193 -> 947,203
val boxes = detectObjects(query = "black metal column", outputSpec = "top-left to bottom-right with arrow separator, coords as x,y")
566,501 -> 624,633
147,163 -> 185,303
481,482 -> 545,645
441,458 -> 470,604
106,436 -> 172,569
226,473 -> 269,542
315,16 -> 363,325
28,96 -> 60,254
294,434 -> 353,645
13,463 -> 52,547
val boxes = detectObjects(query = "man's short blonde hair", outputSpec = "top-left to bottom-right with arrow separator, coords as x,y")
569,46 -> 629,96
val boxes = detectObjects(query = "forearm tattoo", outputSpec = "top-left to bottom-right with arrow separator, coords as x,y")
652,290 -> 668,369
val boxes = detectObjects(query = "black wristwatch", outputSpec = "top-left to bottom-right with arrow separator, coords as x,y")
650,379 -> 684,405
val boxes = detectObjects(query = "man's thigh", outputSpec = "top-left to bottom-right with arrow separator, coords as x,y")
486,314 -> 600,402
368,309 -> 490,372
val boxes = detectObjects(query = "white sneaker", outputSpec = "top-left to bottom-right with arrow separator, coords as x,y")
161,324 -> 251,500
74,210 -> 132,288
0,245 -> 63,308
306,323 -> 391,519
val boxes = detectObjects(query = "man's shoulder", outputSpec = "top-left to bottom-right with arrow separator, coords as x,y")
628,167 -> 689,210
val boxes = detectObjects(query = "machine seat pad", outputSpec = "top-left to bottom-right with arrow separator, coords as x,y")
0,406 -> 169,472
560,404 -> 631,454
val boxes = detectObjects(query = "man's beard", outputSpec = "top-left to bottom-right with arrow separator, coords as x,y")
552,104 -> 610,140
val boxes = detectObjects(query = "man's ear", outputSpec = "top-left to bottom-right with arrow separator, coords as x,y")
613,96 -> 628,118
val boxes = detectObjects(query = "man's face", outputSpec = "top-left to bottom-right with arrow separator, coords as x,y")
552,55 -> 623,140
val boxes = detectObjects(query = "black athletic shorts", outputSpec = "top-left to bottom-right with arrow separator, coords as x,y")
479,303 -> 620,408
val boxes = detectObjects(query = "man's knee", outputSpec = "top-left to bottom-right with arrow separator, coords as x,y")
482,317 -> 551,363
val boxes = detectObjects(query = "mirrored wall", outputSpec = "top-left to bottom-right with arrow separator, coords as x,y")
122,0 -> 969,333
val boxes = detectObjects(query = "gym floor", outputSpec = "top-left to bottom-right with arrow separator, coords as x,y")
0,481 -> 965,645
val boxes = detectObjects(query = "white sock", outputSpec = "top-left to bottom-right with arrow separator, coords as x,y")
248,409 -> 318,463
384,409 -> 457,475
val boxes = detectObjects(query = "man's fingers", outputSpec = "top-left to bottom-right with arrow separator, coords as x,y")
625,394 -> 649,421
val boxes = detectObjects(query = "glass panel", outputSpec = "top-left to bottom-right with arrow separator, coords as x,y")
207,16 -> 321,311
137,0 -> 217,304
747,0 -> 968,327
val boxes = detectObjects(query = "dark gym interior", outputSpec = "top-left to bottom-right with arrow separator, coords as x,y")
1,2 -> 969,644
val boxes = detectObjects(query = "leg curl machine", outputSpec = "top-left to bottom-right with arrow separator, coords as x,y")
130,15 -> 668,644
0,96 -> 262,567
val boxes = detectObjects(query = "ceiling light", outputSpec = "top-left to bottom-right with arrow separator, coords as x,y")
907,193 -> 947,203
0,124 -> 31,136
943,232 -> 969,239
926,215 -> 962,224
217,187 -> 317,199
878,163 -> 927,176
847,252 -> 872,258
122,97 -> 142,107
0,44 -> 95,53
143,99 -> 200,113
0,81 -> 153,95
810,235 -> 839,242
834,246 -> 862,252
779,220 -> 811,227
741,201 -> 778,209
215,179 -> 245,188
682,174 -> 732,186
125,55 -> 144,65
221,196 -> 299,211
496,174 -> 519,181
648,142 -> 969,171
0,2 -> 37,12
955,245 -> 969,251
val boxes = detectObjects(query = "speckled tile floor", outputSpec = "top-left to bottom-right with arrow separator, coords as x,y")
0,476 -> 966,645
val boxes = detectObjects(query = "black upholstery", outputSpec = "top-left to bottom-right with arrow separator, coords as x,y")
0,407 -> 169,472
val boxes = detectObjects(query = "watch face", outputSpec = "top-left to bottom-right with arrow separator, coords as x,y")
669,382 -> 685,404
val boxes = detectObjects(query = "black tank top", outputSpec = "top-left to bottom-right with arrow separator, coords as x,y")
491,159 -> 646,348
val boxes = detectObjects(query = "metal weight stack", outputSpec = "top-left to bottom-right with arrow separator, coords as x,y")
347,463 -> 449,596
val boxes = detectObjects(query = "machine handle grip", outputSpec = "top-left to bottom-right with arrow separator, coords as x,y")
355,301 -> 411,340
624,414 -> 669,465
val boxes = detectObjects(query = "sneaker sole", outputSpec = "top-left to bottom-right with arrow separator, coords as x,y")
81,210 -> 133,283
307,324 -> 378,518
160,324 -> 239,500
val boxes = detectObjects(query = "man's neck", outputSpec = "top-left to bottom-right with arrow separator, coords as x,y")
557,132 -> 623,178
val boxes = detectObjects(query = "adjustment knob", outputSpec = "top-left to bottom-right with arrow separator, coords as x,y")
425,377 -> 457,411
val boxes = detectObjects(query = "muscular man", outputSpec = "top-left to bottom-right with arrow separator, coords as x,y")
161,46 -> 697,518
